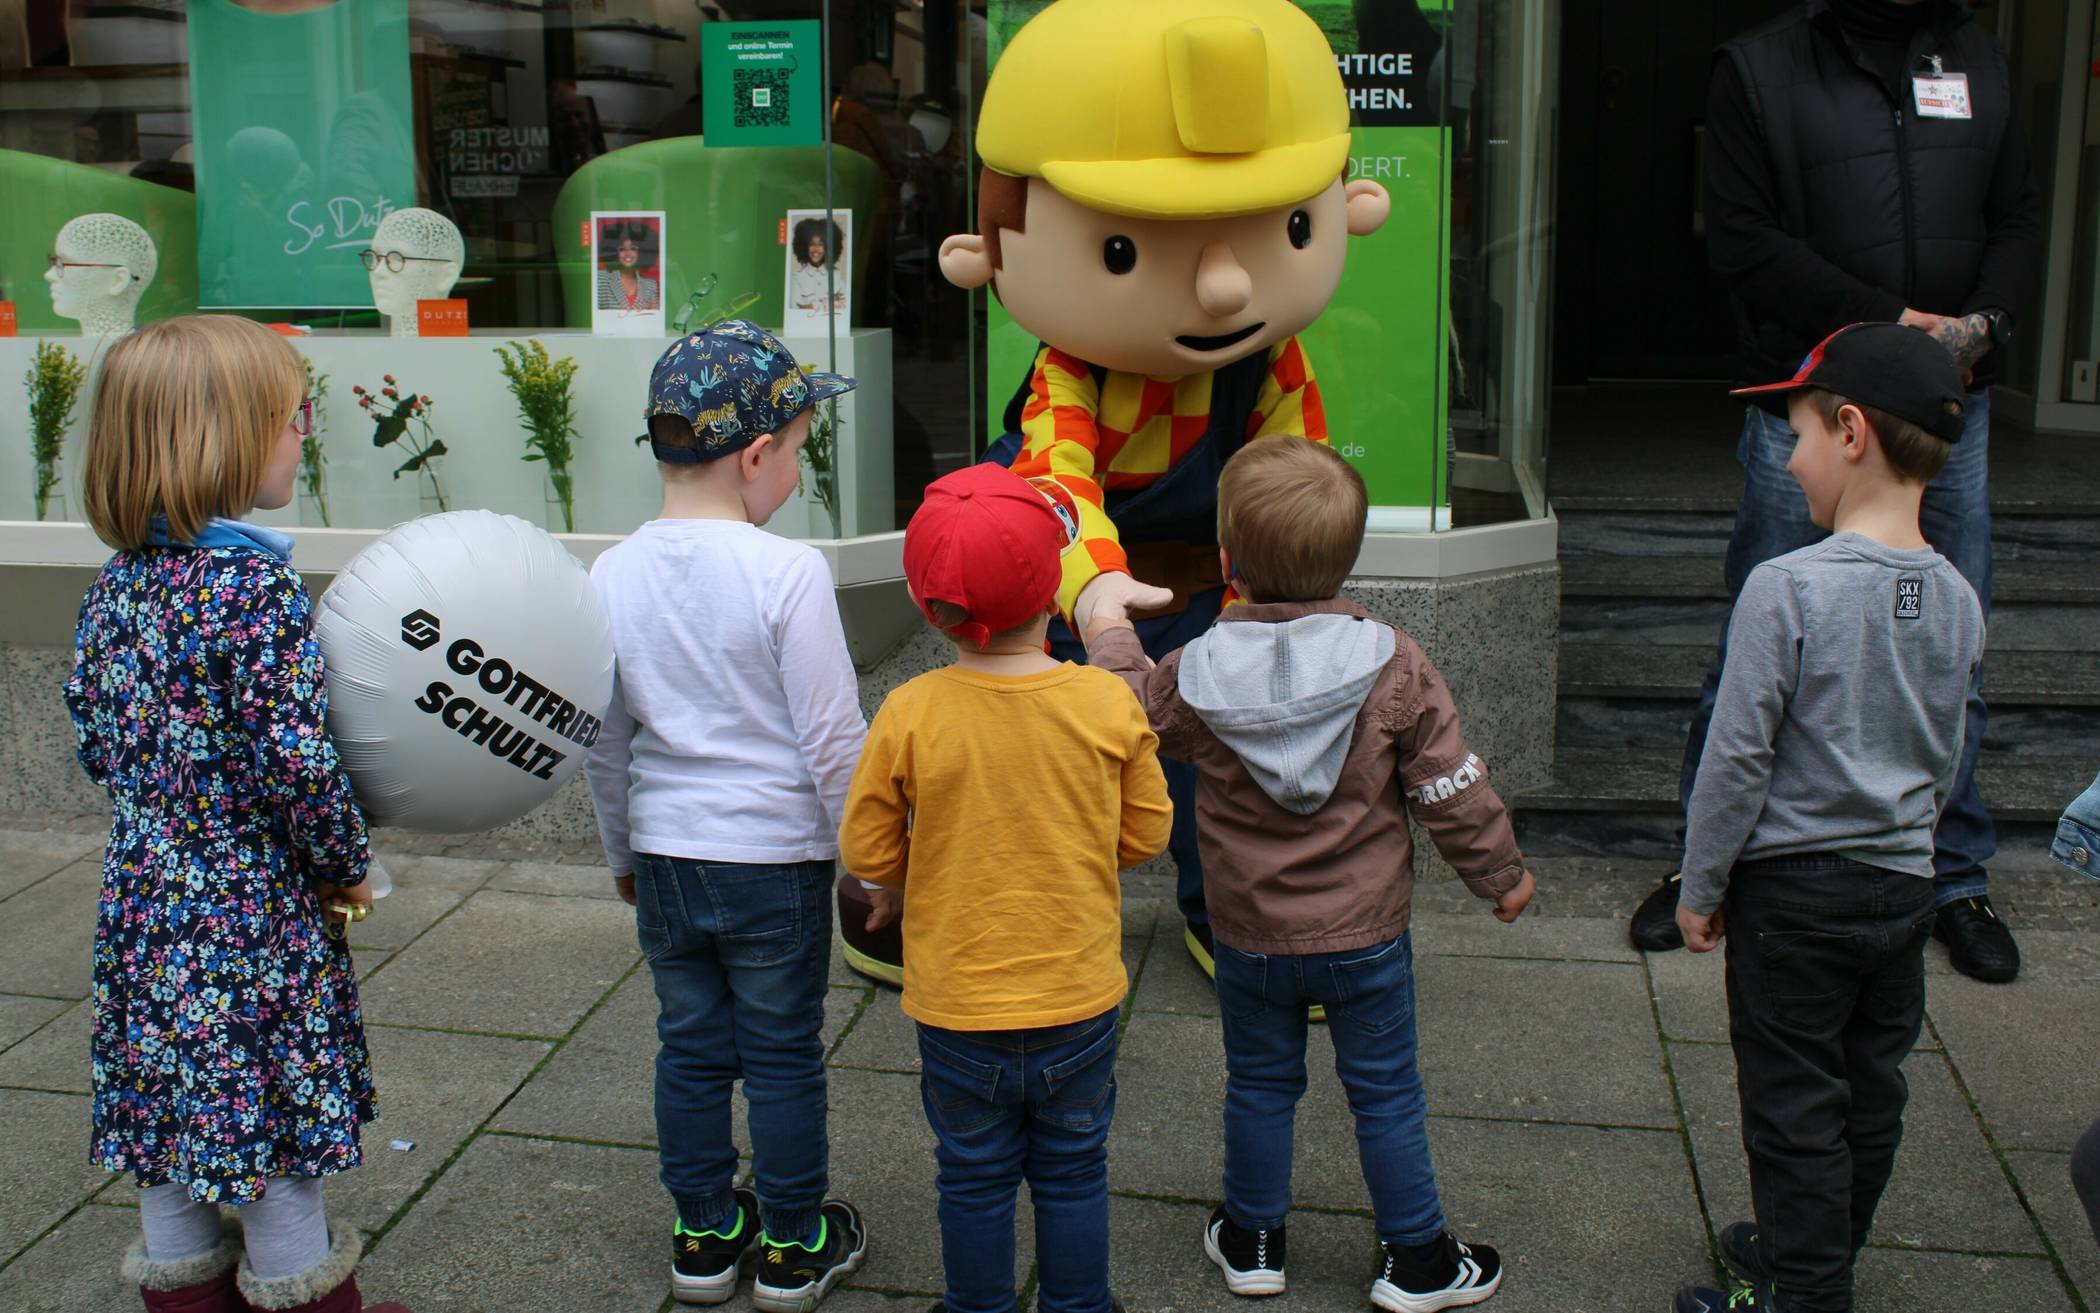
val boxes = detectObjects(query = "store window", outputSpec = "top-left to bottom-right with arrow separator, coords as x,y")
1,0 -> 1552,541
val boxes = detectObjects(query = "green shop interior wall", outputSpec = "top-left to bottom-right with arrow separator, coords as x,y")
0,151 -> 200,333
553,139 -> 882,333
980,0 -> 1451,515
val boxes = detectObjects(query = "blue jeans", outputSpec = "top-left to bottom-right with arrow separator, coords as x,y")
1049,586 -> 1225,926
1678,398 -> 1996,904
916,1008 -> 1121,1313
1213,934 -> 1445,1246
632,854 -> 832,1243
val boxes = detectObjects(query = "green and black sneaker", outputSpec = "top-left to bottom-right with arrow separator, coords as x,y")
1716,1220 -> 1771,1288
672,1187 -> 760,1305
752,1199 -> 867,1313
1673,1281 -> 1785,1313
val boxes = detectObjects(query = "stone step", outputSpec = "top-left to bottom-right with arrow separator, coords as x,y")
1556,508 -> 2098,562
1556,694 -> 2100,761
1560,644 -> 2100,706
1561,554 -> 2100,604
1558,595 -> 2088,652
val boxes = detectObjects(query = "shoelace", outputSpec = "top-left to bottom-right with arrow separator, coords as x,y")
1967,896 -> 1998,921
1727,1287 -> 1764,1310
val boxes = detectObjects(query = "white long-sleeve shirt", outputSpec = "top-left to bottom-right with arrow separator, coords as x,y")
585,519 -> 867,874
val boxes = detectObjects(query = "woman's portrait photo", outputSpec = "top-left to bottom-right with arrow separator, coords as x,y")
783,209 -> 851,331
589,210 -> 667,337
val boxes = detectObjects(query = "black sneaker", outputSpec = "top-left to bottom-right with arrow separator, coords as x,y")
1371,1233 -> 1502,1312
752,1200 -> 867,1313
671,1187 -> 759,1305
1933,895 -> 2020,983
1673,1282 -> 1784,1313
1630,872 -> 1685,952
1716,1220 -> 1769,1287
1203,1204 -> 1287,1296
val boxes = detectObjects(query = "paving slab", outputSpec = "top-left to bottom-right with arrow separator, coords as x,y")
2006,1150 -> 2097,1306
354,889 -> 638,1037
495,969 -> 862,1149
1105,1195 -> 1394,1312
345,853 -> 503,954
0,862 -> 99,998
0,993 -> 68,1055
0,1089 -> 112,1263
822,1064 -> 1033,1299
0,1203 -> 145,1312
1670,1043 -> 2041,1256
356,1134 -> 666,1312
1929,980 -> 2100,1150
1411,909 -> 1641,964
1428,1117 -> 1705,1312
326,1024 -> 551,1232
0,830 -> 99,902
483,859 -> 623,901
1128,919 -> 1219,1017
1415,953 -> 1674,1128
1852,1246 -> 2073,1312
0,998 -> 87,1093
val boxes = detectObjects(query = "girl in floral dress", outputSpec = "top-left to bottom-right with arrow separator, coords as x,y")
65,316 -> 410,1313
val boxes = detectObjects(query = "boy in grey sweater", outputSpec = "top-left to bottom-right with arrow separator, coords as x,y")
1672,323 -> 1986,1313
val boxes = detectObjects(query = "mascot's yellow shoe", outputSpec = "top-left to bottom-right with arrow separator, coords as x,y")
835,878 -> 903,988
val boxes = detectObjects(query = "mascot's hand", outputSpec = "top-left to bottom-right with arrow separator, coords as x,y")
1076,572 -> 1173,634
614,873 -> 637,906
864,885 -> 902,932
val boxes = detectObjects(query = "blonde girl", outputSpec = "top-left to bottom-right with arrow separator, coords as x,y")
65,316 -> 409,1313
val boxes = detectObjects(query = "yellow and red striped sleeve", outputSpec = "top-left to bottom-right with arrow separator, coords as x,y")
1011,347 -> 1131,619
1246,336 -> 1329,444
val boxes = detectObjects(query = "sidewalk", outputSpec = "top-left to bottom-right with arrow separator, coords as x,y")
1,824 -> 2095,1313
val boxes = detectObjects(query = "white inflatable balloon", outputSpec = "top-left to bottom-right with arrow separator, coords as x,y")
316,511 -> 614,832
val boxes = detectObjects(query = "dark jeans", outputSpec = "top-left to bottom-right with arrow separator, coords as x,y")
1724,858 -> 1936,1312
1679,400 -> 1995,904
1049,586 -> 1225,926
2074,1118 -> 2100,1250
1212,935 -> 1445,1245
915,1008 -> 1121,1313
632,854 -> 832,1244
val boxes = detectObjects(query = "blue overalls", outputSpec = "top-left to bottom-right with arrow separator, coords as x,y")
987,349 -> 1272,928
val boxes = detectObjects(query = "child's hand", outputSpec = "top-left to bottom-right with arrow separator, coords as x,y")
317,878 -> 373,935
1492,869 -> 1536,923
864,886 -> 902,932
1677,902 -> 1725,953
614,873 -> 636,906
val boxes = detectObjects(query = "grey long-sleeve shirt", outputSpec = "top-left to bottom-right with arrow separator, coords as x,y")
1681,534 -> 1985,914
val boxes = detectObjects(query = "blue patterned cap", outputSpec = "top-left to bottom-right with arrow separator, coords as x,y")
644,320 -> 857,464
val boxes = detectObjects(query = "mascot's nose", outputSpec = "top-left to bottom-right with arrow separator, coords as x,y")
1194,242 -> 1253,319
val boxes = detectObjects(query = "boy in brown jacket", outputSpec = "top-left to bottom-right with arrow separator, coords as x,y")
1085,436 -> 1536,1313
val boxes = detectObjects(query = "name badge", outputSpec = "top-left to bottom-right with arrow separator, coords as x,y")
1913,72 -> 1972,120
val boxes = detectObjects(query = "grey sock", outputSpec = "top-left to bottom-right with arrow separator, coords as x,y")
139,1183 -> 225,1264
235,1177 -> 331,1281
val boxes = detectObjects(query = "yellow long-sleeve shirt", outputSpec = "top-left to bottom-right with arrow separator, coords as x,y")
838,663 -> 1172,1031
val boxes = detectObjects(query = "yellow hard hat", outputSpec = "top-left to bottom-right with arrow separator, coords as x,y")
978,0 -> 1352,221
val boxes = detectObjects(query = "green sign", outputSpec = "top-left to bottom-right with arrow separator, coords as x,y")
983,1 -> 1451,525
187,0 -> 417,310
702,22 -> 823,148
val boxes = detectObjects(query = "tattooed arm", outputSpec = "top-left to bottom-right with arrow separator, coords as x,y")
1900,308 -> 1994,371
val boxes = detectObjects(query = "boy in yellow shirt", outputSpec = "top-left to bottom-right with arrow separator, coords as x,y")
840,463 -> 1172,1313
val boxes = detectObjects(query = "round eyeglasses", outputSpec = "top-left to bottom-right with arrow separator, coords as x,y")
360,250 -> 454,273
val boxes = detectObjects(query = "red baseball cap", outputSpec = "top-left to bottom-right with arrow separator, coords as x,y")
904,464 -> 1067,648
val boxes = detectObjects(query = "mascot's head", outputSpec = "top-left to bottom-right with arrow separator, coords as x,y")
940,0 -> 1390,378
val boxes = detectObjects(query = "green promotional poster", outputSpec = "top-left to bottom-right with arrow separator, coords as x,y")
702,22 -> 824,149
983,0 -> 1452,526
187,0 -> 417,309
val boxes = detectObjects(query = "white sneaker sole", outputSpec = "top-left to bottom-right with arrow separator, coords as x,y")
1204,1224 -> 1287,1297
1370,1269 -> 1502,1313
750,1238 -> 867,1313
670,1263 -> 742,1305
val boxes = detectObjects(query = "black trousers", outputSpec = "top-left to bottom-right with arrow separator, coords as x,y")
1724,857 -> 1936,1313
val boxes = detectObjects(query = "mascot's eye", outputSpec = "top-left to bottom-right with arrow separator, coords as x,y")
1102,236 -> 1138,275
1287,209 -> 1313,250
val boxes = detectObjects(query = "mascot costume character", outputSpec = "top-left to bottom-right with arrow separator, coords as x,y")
837,0 -> 1391,985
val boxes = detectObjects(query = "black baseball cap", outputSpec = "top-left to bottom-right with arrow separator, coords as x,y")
1731,322 -> 1967,443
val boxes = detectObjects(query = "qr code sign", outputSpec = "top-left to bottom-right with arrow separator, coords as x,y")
734,68 -> 791,128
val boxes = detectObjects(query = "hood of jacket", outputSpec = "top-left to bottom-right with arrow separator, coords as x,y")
1175,600 -> 1396,816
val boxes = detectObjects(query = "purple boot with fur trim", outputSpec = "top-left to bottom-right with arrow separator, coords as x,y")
235,1224 -> 410,1313
127,1223 -> 249,1313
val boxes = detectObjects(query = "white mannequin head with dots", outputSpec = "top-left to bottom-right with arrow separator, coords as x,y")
45,214 -> 157,335
366,208 -> 465,338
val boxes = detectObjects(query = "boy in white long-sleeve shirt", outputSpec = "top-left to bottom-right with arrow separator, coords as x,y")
586,322 -> 869,1312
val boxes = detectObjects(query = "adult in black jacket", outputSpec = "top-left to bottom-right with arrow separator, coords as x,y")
1628,0 -> 2041,986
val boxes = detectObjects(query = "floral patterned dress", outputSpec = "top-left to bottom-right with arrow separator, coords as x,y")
65,543 -> 376,1204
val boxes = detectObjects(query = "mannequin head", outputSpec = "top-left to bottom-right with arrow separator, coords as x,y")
46,214 -> 157,335
365,208 -> 464,336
